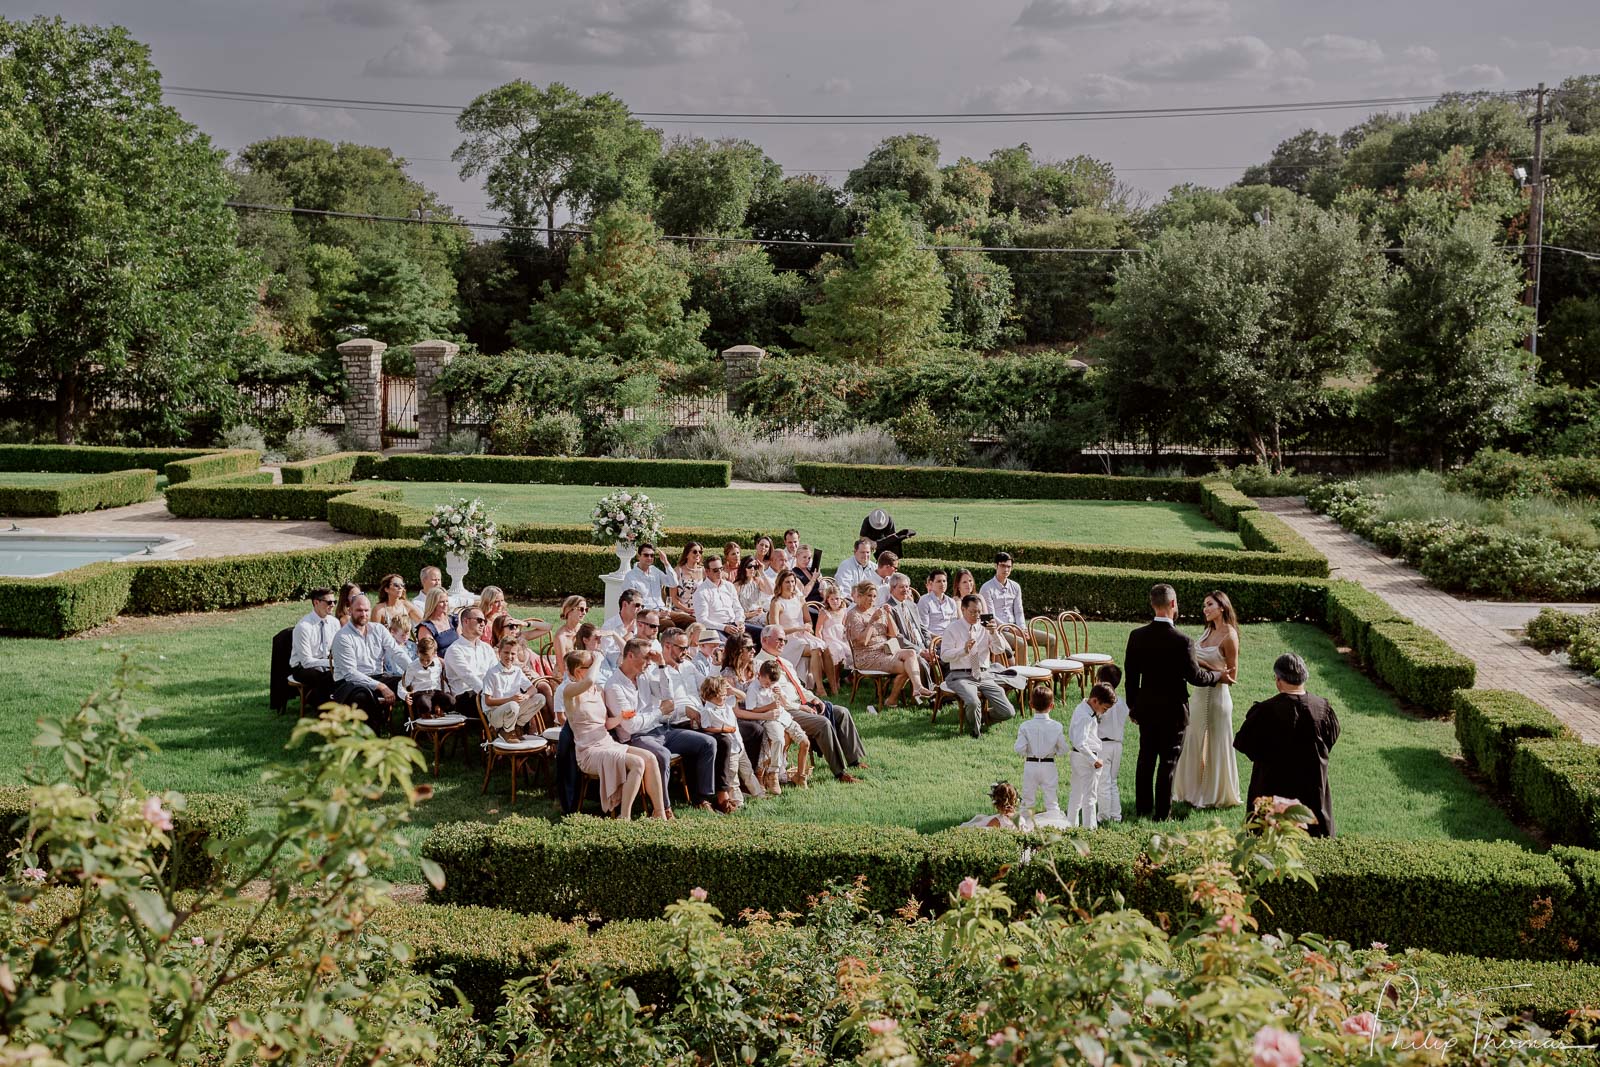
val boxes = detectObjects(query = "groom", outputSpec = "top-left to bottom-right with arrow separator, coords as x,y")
1124,583 -> 1230,821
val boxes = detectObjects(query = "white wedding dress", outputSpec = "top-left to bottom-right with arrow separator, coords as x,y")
1173,636 -> 1241,809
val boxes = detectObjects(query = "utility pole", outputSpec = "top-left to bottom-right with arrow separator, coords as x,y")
1527,82 -> 1547,356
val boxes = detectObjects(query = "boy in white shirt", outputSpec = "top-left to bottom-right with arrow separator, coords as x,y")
481,636 -> 547,739
745,659 -> 812,790
697,675 -> 765,807
1094,664 -> 1131,823
1014,687 -> 1069,817
1067,684 -> 1114,830
401,631 -> 451,718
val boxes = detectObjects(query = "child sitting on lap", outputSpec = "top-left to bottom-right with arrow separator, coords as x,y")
745,659 -> 811,790
698,675 -> 765,808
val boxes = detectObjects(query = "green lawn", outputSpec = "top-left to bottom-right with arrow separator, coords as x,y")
372,482 -> 1245,554
0,472 -> 91,485
0,601 -> 1528,883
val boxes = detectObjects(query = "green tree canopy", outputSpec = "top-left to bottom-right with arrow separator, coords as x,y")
1241,129 -> 1346,205
675,244 -> 805,353
982,145 -> 1120,222
998,208 -> 1139,343
747,174 -> 850,271
514,207 -> 708,366
650,136 -> 782,236
793,208 -> 950,363
0,16 -> 260,442
844,134 -> 944,209
315,244 -> 460,374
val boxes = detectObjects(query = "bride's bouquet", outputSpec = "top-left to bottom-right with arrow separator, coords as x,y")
422,497 -> 499,560
591,490 -> 663,547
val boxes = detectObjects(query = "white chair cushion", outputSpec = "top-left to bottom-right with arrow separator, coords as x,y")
412,714 -> 466,728
542,726 -> 563,742
856,669 -> 890,677
1036,658 -> 1085,672
1009,665 -> 1052,680
491,736 -> 549,752
1074,652 -> 1114,664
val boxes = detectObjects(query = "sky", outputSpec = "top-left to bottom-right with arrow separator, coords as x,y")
8,0 -> 1600,227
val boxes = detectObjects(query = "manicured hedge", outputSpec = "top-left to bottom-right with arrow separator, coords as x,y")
367,453 -> 731,488
0,563 -> 137,637
796,463 -> 1203,502
0,468 -> 156,516
1198,479 -> 1256,528
1365,619 -> 1476,714
1324,580 -> 1410,663
1237,510 -> 1321,561
1454,689 -> 1573,791
902,535 -> 1327,578
164,449 -> 260,484
0,786 -> 247,888
0,444 -> 215,474
1399,950 -> 1600,1030
424,817 -> 1592,961
165,479 -> 401,521
1511,738 -> 1600,848
325,491 -> 429,539
278,452 -> 382,485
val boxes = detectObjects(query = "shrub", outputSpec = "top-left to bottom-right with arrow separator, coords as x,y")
890,396 -> 969,466
165,479 -> 397,521
1453,689 -> 1573,791
1324,580 -> 1410,663
283,427 -> 339,462
370,453 -> 732,489
218,424 -> 266,452
326,491 -> 430,539
1417,526 -> 1600,600
426,430 -> 483,455
1511,737 -> 1600,848
1450,449 -> 1600,501
126,541 -> 388,616
798,462 -> 1203,501
1223,462 -> 1323,497
900,535 -> 1327,578
489,394 -> 584,457
655,416 -> 907,483
1198,479 -> 1256,529
0,444 -> 216,473
278,451 -> 379,485
1237,511 -> 1324,563
0,563 -> 137,636
0,468 -> 156,516
1526,606 -> 1585,652
1365,620 -> 1476,714
164,449 -> 260,484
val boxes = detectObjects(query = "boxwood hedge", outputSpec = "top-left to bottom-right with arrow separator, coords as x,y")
278,452 -> 382,485
900,535 -> 1327,578
1454,690 -> 1573,791
1511,738 -> 1600,848
366,453 -> 731,488
796,463 -> 1203,501
0,444 -> 216,474
1366,620 -> 1476,714
165,479 -> 401,521
0,468 -> 156,516
164,449 -> 260,484
0,563 -> 137,637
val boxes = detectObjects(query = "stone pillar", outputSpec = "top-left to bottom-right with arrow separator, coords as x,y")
336,338 -> 387,451
411,339 -> 459,449
720,344 -> 766,413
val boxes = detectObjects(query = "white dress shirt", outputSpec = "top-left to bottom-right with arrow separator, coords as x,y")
1015,714 -> 1069,759
653,661 -> 704,726
1098,698 -> 1131,744
482,661 -> 531,702
744,680 -> 794,728
754,649 -> 816,708
402,660 -> 442,695
606,670 -> 659,740
291,610 -> 340,670
621,563 -> 677,611
331,622 -> 403,689
980,577 -> 1026,628
833,556 -> 877,596
693,579 -> 743,631
887,597 -> 927,651
700,697 -> 742,749
918,593 -> 959,640
601,613 -> 637,658
942,617 -> 999,672
410,591 -> 429,616
1069,702 -> 1104,759
443,638 -> 497,696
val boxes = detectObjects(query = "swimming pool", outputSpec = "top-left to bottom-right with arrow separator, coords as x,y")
0,532 -> 194,577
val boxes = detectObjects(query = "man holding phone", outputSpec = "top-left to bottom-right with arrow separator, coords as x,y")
941,593 -> 1015,738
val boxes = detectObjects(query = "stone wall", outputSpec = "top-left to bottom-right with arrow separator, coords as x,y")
411,339 -> 459,450
336,339 -> 386,451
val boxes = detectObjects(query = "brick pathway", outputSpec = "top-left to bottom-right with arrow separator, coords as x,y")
11,499 -> 359,559
1257,497 -> 1600,743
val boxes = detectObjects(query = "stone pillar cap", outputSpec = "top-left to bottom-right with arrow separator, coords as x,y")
411,339 -> 460,355
336,338 -> 388,354
720,344 -> 767,357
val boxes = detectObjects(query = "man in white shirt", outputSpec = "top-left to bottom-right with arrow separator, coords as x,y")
601,590 -> 642,658
654,627 -> 739,802
443,607 -> 496,709
290,587 -> 341,711
872,551 -> 899,605
918,569 -> 959,643
980,552 -> 1051,656
833,537 -> 877,596
692,557 -> 743,641
782,528 -> 801,560
621,543 -> 684,622
755,626 -> 867,782
410,566 -> 442,616
884,574 -> 937,691
331,595 -> 405,734
941,593 -> 1016,738
607,638 -> 723,812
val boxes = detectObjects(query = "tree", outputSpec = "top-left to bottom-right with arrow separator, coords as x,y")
1240,128 -> 1345,205
793,209 -> 950,363
982,145 -> 1119,221
0,17 -> 260,443
1373,217 -> 1535,468
315,244 -> 460,374
650,136 -> 782,236
454,81 -> 659,246
1553,74 -> 1600,136
676,244 -> 805,352
514,207 -> 708,366
999,209 -> 1138,343
747,174 -> 850,271
938,245 -> 1015,350
844,134 -> 944,208
1341,96 -> 1533,194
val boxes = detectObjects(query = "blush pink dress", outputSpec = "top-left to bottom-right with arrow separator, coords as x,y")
817,607 -> 852,669
567,681 -> 631,813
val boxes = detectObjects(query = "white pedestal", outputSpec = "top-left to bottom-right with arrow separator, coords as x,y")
445,551 -> 475,609
602,542 -> 635,618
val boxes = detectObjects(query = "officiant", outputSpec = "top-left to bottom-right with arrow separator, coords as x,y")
1232,653 -> 1341,837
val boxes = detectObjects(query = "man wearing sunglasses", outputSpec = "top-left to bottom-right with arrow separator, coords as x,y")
289,587 -> 340,711
691,558 -> 743,641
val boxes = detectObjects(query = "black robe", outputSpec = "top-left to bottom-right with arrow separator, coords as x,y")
1232,691 -> 1340,837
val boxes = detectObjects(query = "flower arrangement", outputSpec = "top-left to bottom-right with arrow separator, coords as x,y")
421,497 -> 499,559
591,490 -> 663,547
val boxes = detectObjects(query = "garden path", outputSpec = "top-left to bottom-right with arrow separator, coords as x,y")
1259,497 -> 1600,744
13,499 -> 359,559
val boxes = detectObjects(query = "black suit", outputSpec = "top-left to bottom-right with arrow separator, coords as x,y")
1124,618 -> 1221,820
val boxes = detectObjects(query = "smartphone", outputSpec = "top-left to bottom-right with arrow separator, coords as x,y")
980,613 -> 996,624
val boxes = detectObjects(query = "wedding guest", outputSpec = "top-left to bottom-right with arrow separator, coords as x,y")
1015,686 -> 1067,818
782,528 -> 801,559
752,535 -> 774,572
1067,685 -> 1111,830
918,568 -> 959,643
374,574 -> 422,629
418,587 -> 459,654
478,586 -> 553,644
953,569 -> 989,615
1233,653 -> 1341,838
872,551 -> 899,604
623,543 -> 686,626
443,607 -> 496,714
744,659 -> 811,789
834,537 -> 877,595
384,616 -> 416,678
697,674 -> 762,807
331,595 -> 404,735
721,541 -> 742,575
884,573 -> 937,691
845,580 -> 934,707
608,638 -> 719,813
410,566 -> 441,616
402,632 -> 451,718
550,595 -> 590,679
767,568 -> 831,693
336,582 -> 362,626
654,626 -> 736,811
756,626 -> 868,784
734,557 -> 772,642
481,636 -> 547,739
602,589 -> 643,658
725,631 -> 781,790
671,542 -> 707,624
942,593 -> 1015,737
1095,664 -> 1130,823
816,585 -> 852,691
981,553 -> 1047,656
693,556 -> 744,641
791,544 -> 823,607
958,781 -> 1034,830
564,650 -> 664,820
290,587 -> 340,711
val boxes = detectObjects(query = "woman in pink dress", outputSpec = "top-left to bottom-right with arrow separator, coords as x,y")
767,569 -> 832,695
563,650 -> 665,820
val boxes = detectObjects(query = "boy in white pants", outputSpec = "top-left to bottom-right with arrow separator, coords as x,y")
1014,687 -> 1069,817
1067,684 -> 1115,829
1094,664 -> 1130,823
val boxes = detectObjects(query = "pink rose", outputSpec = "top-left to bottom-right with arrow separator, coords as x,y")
1216,913 -> 1240,935
21,867 -> 45,882
690,887 -> 708,902
1253,1027 -> 1304,1067
958,876 -> 978,900
868,1018 -> 898,1035
1269,796 -> 1295,814
987,1032 -> 1008,1047
1035,891 -> 1047,905
1370,941 -> 1387,951
142,796 -> 173,832
191,936 -> 206,948
1341,1012 -> 1379,1039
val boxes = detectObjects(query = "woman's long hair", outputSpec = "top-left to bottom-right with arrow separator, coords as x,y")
423,586 -> 451,621
1204,589 -> 1238,634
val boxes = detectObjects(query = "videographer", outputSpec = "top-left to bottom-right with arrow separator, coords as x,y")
941,593 -> 1015,738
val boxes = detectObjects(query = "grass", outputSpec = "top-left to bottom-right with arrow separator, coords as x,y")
0,601 -> 1528,884
372,481 -> 1245,554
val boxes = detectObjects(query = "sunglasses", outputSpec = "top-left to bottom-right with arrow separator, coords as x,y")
318,598 -> 336,605
639,621 -> 659,629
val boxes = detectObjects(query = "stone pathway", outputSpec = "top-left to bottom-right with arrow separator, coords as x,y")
11,499 -> 359,559
1257,497 -> 1600,743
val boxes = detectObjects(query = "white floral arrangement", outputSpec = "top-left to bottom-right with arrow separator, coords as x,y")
591,490 -> 663,547
421,497 -> 499,559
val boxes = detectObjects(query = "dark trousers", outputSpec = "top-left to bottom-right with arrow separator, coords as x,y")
291,667 -> 333,713
1134,716 -> 1185,821
408,690 -> 454,718
332,676 -> 401,735
628,725 -> 717,806
794,701 -> 866,778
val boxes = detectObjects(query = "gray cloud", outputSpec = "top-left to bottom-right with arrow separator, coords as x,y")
961,73 -> 1144,112
1001,36 -> 1073,61
1015,0 -> 1229,28
1126,35 -> 1284,81
1446,63 -> 1506,89
1301,34 -> 1383,64
314,0 -> 461,29
816,77 -> 853,96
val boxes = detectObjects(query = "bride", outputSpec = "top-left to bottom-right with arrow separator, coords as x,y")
1174,589 -> 1242,809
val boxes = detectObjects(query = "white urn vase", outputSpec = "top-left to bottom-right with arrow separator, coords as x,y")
602,540 -> 636,618
444,551 -> 474,608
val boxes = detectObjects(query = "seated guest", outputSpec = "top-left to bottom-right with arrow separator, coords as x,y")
918,568 -> 959,643
763,547 -> 790,584
815,585 -> 851,692
289,587 -> 340,711
418,587 -> 459,654
564,650 -> 665,820
576,623 -> 617,686
697,674 -> 763,806
481,636 -> 548,740
693,556 -> 744,642
336,582 -> 362,626
744,659 -> 811,789
768,568 -> 832,695
384,616 -> 416,677
845,580 -> 935,707
721,541 -> 742,576
834,538 -> 877,595
636,609 -> 666,666
410,566 -> 442,616
884,574 -> 937,691
608,637 -> 721,814
550,595 -> 590,679
754,625 -> 868,784
478,586 -> 553,644
791,544 -> 823,607
691,626 -> 723,676
872,551 -> 900,605
752,535 -> 774,572
942,593 -> 1016,738
1233,653 -> 1341,838
331,594 -> 405,735
602,589 -> 643,658
491,614 -> 557,704
734,557 -> 772,643
623,543 -> 687,626
402,632 -> 452,717
670,542 -> 706,624
958,781 -> 1035,830
981,553 -> 1048,656
443,607 -> 495,715
373,573 -> 421,629
653,626 -> 736,810
782,528 -> 801,561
